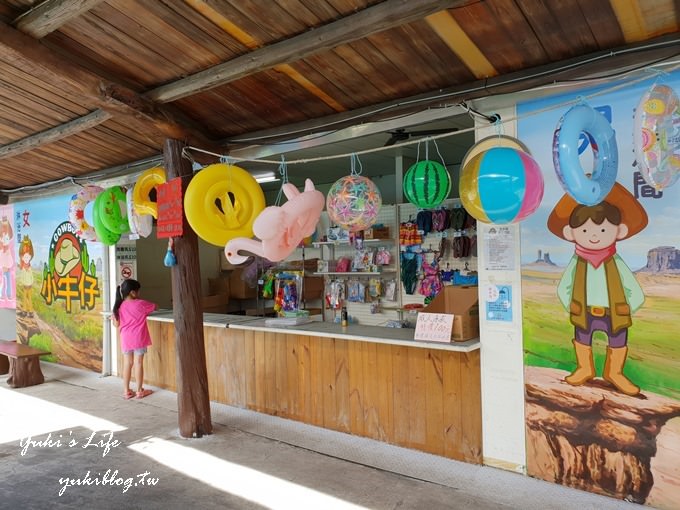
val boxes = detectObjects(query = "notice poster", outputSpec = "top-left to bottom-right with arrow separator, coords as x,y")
485,284 -> 513,322
483,225 -> 515,271
414,312 -> 454,343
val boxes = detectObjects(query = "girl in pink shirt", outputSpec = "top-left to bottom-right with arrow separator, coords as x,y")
112,279 -> 157,399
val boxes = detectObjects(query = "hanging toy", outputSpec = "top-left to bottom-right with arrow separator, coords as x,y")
164,238 -> 177,267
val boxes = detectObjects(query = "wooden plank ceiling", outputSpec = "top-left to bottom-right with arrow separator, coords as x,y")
0,0 -> 678,192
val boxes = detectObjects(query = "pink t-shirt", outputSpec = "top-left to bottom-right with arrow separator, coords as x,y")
118,298 -> 156,352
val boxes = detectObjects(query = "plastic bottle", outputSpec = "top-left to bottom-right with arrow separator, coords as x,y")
341,306 -> 348,327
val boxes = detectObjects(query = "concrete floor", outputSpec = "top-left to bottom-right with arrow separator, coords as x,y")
0,363 -> 638,510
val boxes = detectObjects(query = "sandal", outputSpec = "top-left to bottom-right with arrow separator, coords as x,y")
123,390 -> 134,400
136,388 -> 153,399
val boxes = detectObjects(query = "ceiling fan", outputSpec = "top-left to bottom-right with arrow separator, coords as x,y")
384,127 -> 459,146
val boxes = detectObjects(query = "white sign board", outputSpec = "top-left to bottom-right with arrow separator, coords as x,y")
414,312 -> 454,343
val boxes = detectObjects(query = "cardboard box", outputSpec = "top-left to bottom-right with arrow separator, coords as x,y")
364,226 -> 390,239
228,268 -> 257,299
302,276 -> 324,299
422,286 -> 479,341
201,293 -> 229,313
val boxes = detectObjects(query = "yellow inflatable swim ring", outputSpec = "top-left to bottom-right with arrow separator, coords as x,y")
184,163 -> 265,247
133,167 -> 166,218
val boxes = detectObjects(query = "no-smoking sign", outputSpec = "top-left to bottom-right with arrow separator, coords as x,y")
120,264 -> 133,279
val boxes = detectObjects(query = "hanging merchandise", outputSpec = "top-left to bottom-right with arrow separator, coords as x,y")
403,138 -> 451,209
126,187 -> 153,240
419,258 -> 443,298
375,247 -> 391,265
163,238 -> 177,267
384,280 -> 397,301
553,103 -> 618,205
225,177 -> 325,264
326,154 -> 382,232
368,278 -> 383,299
633,83 -> 680,190
347,279 -> 366,303
460,147 -> 544,224
92,191 -> 121,246
97,186 -> 130,235
399,219 -> 422,246
325,279 -> 345,310
262,271 -> 275,299
132,166 -> 166,218
400,249 -> 421,295
461,135 -> 531,169
69,185 -> 104,242
416,210 -> 432,235
184,162 -> 266,247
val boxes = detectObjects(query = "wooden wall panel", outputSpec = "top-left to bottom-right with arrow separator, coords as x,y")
334,339 -> 351,433
145,323 -> 482,463
460,352 -> 482,463
442,350 -> 464,461
424,349 -> 445,456
375,344 -> 394,442
347,339 -> 366,436
391,345 -> 411,446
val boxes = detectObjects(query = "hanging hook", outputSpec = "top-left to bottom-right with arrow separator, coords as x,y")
274,155 -> 289,206
350,153 -> 363,175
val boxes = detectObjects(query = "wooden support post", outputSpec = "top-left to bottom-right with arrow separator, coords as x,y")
163,138 -> 213,438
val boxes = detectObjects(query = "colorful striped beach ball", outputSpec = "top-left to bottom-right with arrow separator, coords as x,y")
460,147 -> 544,224
403,160 -> 451,209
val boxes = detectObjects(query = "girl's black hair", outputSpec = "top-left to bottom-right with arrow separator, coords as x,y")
112,279 -> 141,320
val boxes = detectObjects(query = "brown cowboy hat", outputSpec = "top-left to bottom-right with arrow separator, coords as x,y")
547,182 -> 648,240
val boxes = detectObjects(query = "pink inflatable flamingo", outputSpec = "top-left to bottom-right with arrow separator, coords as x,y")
225,179 -> 325,264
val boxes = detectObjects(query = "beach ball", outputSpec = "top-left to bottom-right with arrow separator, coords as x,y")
326,175 -> 382,232
460,147 -> 544,224
403,160 -> 452,208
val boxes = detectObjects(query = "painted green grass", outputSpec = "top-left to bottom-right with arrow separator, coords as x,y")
28,333 -> 58,363
522,281 -> 680,400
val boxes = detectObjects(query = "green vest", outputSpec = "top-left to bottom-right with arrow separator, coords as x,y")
569,257 -> 631,334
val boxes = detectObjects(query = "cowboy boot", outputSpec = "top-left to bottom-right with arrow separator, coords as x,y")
564,339 -> 595,385
603,346 -> 640,396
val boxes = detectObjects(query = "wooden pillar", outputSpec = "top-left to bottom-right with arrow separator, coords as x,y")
163,139 -> 212,438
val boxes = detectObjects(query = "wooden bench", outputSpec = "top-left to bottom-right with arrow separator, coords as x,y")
0,340 -> 51,388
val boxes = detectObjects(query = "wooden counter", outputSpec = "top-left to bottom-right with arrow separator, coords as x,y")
142,314 -> 482,464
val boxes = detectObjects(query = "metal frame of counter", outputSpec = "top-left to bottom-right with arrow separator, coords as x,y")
142,313 -> 482,464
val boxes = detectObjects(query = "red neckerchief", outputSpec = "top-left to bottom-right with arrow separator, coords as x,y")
575,243 -> 616,269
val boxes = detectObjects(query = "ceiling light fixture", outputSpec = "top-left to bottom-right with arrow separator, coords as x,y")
253,171 -> 279,183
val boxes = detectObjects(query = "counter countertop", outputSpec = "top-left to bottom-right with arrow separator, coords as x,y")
148,310 -> 262,327
229,318 -> 480,352
149,311 -> 480,352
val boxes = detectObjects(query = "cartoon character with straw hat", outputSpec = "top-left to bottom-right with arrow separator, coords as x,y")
547,182 -> 648,396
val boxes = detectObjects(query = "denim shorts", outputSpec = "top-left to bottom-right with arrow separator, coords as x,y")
123,347 -> 147,355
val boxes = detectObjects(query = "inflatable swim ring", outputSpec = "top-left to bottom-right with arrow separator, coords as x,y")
92,194 -> 121,246
98,186 -> 130,235
184,163 -> 265,247
553,103 -> 618,205
133,167 -> 166,218
633,84 -> 680,190
126,187 -> 153,239
68,185 -> 104,242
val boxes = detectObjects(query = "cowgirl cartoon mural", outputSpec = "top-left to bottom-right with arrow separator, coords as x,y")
0,217 -> 14,301
18,235 -> 34,311
548,182 -> 648,396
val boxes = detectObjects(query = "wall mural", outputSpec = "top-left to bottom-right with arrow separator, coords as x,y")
0,204 -> 16,309
519,72 -> 680,509
14,194 -> 104,372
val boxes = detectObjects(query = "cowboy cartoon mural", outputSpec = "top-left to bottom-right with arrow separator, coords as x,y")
547,182 -> 648,396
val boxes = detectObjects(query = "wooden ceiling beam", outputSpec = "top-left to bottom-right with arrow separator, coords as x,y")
147,0 -> 469,103
0,22 -> 218,150
0,109 -> 111,160
14,0 -> 107,38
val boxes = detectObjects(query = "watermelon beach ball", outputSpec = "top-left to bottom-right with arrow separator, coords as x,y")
403,160 -> 452,209
460,147 -> 544,224
326,175 -> 382,232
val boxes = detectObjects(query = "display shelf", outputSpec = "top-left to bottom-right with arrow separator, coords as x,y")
313,238 -> 393,247
314,271 -> 382,276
